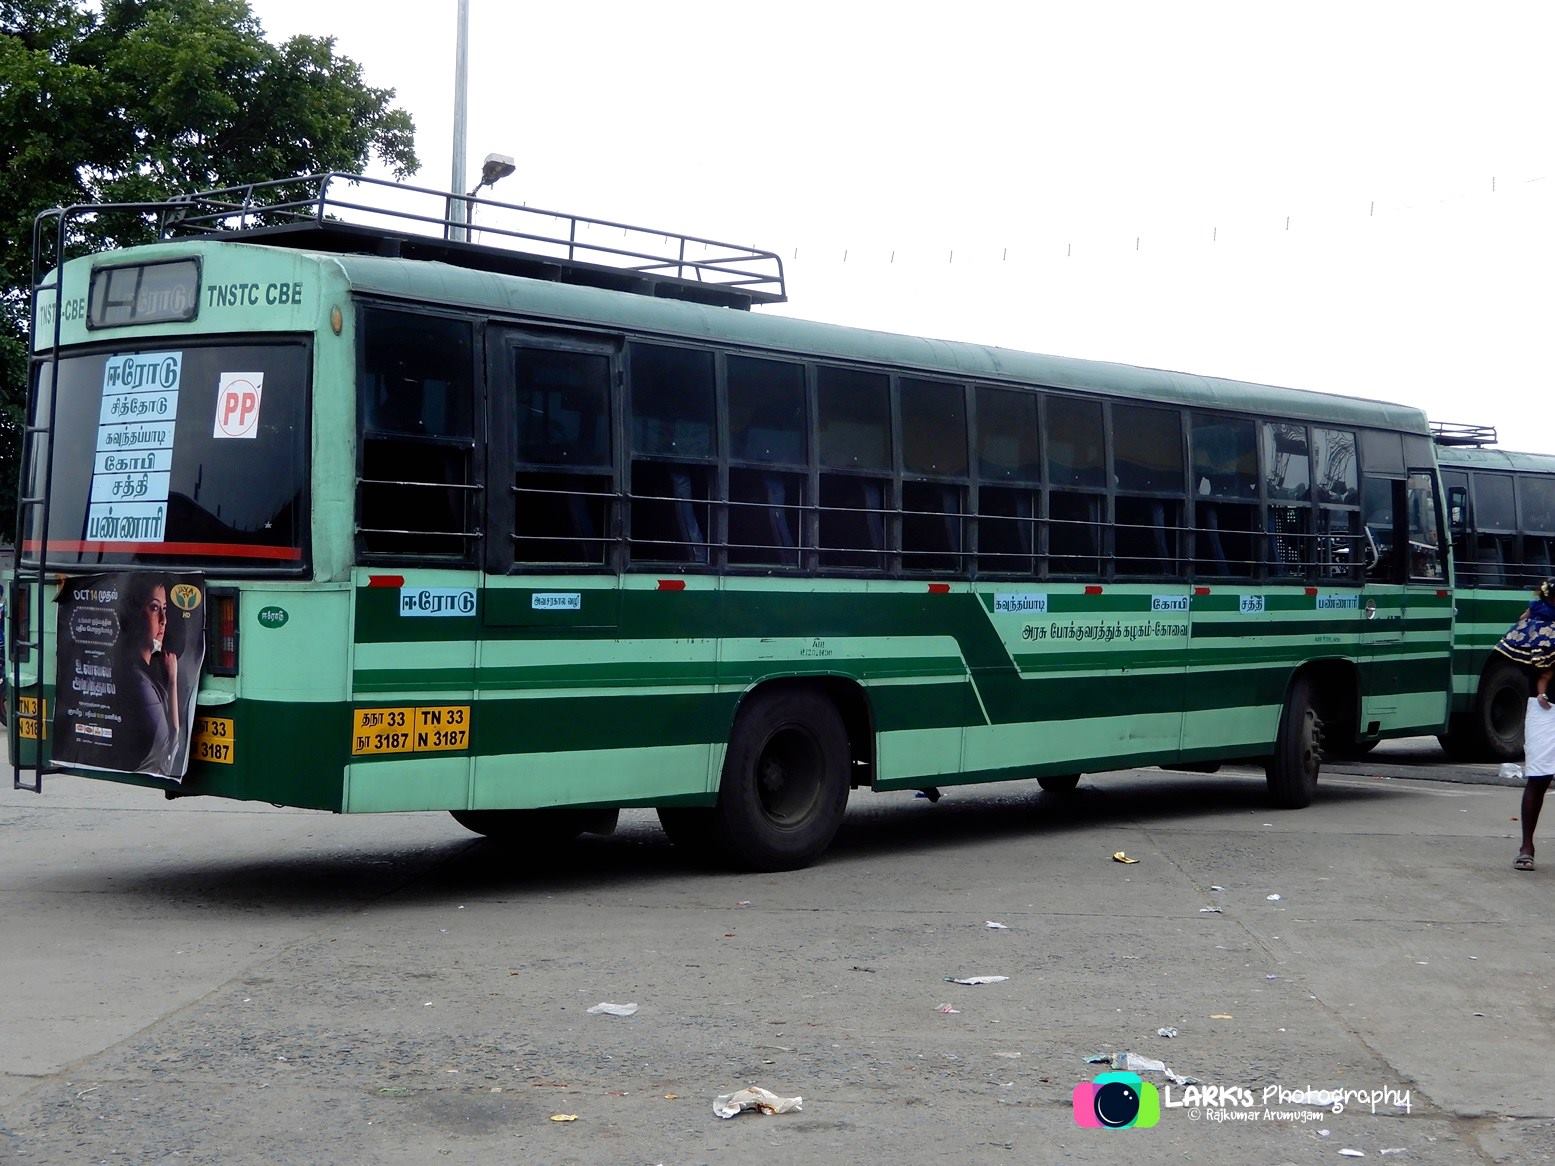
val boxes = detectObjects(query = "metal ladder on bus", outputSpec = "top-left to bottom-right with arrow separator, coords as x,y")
11,207 -> 75,792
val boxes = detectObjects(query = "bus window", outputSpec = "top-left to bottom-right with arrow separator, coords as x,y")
1406,472 -> 1444,581
1046,395 -> 1104,575
358,309 -> 477,560
975,386 -> 1040,575
1520,475 -> 1555,584
1316,508 -> 1360,580
727,356 -> 807,568
900,378 -> 967,573
1362,477 -> 1401,581
1440,469 -> 1473,585
1112,403 -> 1184,577
511,346 -> 614,566
1191,414 -> 1258,578
1360,429 -> 1405,476
1264,423 -> 1311,576
628,344 -> 716,566
818,366 -> 891,570
1312,428 -> 1358,504
24,342 -> 310,570
1313,428 -> 1360,579
1472,472 -> 1517,588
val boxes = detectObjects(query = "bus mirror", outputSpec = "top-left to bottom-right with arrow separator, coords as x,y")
1446,485 -> 1468,535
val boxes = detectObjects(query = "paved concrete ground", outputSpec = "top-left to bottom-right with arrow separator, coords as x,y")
1,737 -> 1552,1165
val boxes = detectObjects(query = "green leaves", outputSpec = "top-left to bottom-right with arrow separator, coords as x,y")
0,0 -> 420,539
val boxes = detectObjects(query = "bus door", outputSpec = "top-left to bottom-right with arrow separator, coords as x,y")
474,330 -> 622,808
1358,460 -> 1448,734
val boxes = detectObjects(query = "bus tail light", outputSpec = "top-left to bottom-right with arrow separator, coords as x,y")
10,581 -> 30,663
209,588 -> 239,676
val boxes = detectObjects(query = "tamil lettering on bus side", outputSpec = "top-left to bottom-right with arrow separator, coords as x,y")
399,587 -> 478,617
994,593 -> 1048,614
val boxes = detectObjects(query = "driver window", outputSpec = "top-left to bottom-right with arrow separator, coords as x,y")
1362,477 -> 1403,582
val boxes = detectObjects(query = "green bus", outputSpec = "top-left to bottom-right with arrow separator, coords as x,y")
10,175 -> 1454,869
1435,432 -> 1555,759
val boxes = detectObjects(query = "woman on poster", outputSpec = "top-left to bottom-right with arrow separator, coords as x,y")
111,574 -> 181,775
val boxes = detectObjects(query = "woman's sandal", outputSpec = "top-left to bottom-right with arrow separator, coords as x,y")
1515,852 -> 1536,872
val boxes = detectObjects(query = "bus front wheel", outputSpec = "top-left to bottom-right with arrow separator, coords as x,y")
712,688 -> 850,872
1266,676 -> 1322,808
1037,773 -> 1080,794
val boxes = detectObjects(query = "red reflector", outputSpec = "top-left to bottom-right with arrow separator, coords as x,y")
1305,587 -> 1319,597
368,575 -> 404,589
1194,586 -> 1210,597
1084,585 -> 1103,596
927,583 -> 951,594
657,579 -> 685,591
1437,589 -> 1449,598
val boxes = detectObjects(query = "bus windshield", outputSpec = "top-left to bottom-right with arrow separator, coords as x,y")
22,339 -> 310,570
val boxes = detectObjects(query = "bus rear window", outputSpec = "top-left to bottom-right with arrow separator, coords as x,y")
22,341 -> 309,571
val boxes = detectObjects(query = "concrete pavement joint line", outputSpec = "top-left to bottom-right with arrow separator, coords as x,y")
3,834 -> 482,1114
1124,817 -> 1499,1163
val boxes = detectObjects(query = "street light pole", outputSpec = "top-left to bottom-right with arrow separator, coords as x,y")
448,0 -> 470,241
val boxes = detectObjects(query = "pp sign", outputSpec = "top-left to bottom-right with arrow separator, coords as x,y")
213,372 -> 264,439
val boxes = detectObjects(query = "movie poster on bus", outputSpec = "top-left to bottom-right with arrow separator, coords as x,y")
51,572 -> 207,782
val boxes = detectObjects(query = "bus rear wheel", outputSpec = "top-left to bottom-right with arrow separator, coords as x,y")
1037,773 -> 1080,794
711,688 -> 850,872
1266,676 -> 1322,808
1476,658 -> 1528,762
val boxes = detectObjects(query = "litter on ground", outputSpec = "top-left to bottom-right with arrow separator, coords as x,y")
945,975 -> 1009,986
586,1002 -> 639,1017
712,1086 -> 803,1120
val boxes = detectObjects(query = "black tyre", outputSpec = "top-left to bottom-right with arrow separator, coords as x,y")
1476,658 -> 1528,762
450,807 -> 616,845
1036,773 -> 1080,794
1266,675 -> 1323,808
710,688 -> 851,872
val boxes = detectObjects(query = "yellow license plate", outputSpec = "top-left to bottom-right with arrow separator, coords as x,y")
192,717 -> 235,764
352,705 -> 470,756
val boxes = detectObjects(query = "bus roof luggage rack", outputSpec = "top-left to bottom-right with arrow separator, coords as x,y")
1431,421 -> 1498,447
159,172 -> 786,310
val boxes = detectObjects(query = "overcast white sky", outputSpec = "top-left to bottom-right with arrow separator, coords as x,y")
250,0 -> 1555,453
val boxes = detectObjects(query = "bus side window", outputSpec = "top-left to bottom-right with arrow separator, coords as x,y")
1263,422 -> 1311,578
899,378 -> 968,574
727,355 -> 807,569
1471,472 -> 1517,588
1362,476 -> 1402,582
357,309 -> 478,560
1190,413 -> 1257,579
1520,474 -> 1555,584
1046,394 -> 1105,576
512,346 -> 614,566
1406,471 -> 1444,581
818,366 -> 891,571
628,344 -> 716,567
1112,403 -> 1185,578
974,385 -> 1041,576
1312,427 -> 1360,579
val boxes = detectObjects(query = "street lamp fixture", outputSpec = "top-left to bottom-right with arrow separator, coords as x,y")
470,153 -> 516,196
